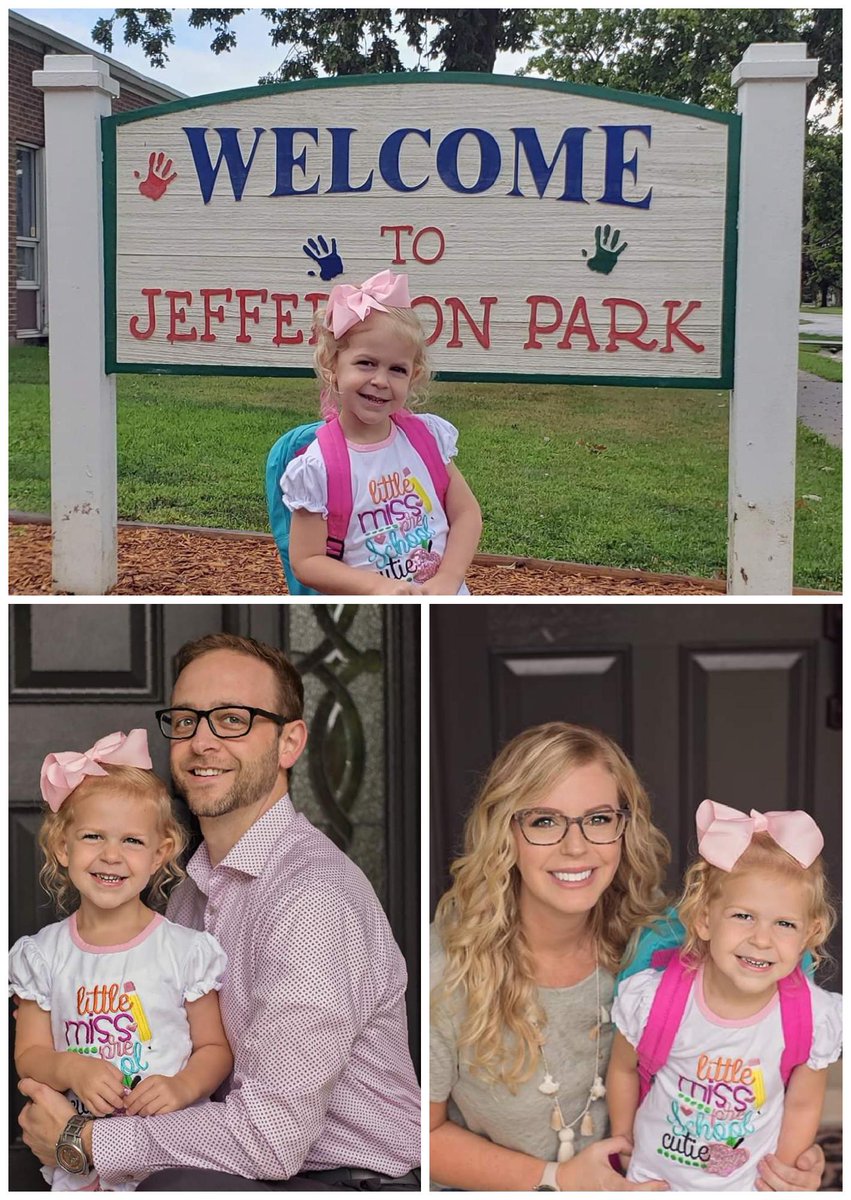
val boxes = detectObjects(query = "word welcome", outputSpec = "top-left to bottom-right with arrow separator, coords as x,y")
183,124 -> 653,208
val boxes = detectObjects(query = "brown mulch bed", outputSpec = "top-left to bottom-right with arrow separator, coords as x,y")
9,521 -> 724,596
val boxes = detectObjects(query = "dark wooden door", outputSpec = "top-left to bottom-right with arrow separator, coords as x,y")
9,602 -> 420,1189
430,603 -> 841,981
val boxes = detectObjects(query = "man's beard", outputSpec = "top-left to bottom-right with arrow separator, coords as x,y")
174,741 -> 282,818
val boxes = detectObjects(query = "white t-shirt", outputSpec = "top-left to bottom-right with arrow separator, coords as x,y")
10,912 -> 227,1191
612,965 -> 842,1191
281,413 -> 469,593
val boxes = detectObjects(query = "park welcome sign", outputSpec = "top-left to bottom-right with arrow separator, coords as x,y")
103,74 -> 739,387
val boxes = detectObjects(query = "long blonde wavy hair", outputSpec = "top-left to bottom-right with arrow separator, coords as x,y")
433,722 -> 671,1088
39,764 -> 188,915
678,831 -> 836,973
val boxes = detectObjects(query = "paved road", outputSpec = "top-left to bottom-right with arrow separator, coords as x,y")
799,310 -> 842,338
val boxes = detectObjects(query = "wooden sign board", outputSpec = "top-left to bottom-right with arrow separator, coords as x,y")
103,74 -> 740,387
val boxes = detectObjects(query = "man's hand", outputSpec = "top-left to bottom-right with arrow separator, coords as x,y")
64,1056 -> 125,1116
18,1079 -> 76,1166
123,1074 -> 190,1116
756,1145 -> 826,1191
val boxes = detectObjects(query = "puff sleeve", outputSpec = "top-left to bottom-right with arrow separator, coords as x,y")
182,932 -> 228,1003
280,449 -> 329,517
418,414 -> 459,463
9,936 -> 53,1010
807,985 -> 842,1069
611,968 -> 662,1050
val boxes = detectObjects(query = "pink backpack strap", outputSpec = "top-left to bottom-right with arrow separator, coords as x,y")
391,411 -> 450,503
636,955 -> 695,1105
316,417 -> 352,560
777,966 -> 813,1086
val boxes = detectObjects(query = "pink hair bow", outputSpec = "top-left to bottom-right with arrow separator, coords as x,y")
696,799 -> 824,871
325,269 -> 411,339
40,729 -> 153,812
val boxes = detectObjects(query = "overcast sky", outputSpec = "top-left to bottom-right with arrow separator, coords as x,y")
15,7 -> 539,96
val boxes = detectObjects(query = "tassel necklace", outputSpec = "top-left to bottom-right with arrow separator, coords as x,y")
537,951 -> 608,1163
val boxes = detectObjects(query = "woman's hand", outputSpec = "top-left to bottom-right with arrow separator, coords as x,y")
557,1136 -> 669,1191
755,1144 -> 825,1191
123,1073 -> 190,1116
63,1056 -> 125,1117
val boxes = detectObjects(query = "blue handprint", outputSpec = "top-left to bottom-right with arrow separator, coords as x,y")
303,234 -> 344,281
582,225 -> 629,275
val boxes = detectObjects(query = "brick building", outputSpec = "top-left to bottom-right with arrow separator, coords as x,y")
10,11 -> 185,343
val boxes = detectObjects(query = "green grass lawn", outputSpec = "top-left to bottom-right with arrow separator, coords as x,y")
800,306 -> 842,315
799,351 -> 843,383
9,346 -> 842,589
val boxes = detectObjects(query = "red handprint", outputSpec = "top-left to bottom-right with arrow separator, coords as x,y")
135,152 -> 177,201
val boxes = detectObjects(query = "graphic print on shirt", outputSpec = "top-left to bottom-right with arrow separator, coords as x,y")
358,466 -> 441,581
66,979 -> 153,1114
658,1050 -> 763,1177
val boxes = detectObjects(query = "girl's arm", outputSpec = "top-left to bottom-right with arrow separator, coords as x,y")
124,990 -> 233,1117
418,465 -> 482,595
773,1064 -> 828,1168
431,1100 -> 666,1191
15,998 -> 125,1116
289,510 -> 417,595
606,1030 -> 640,1139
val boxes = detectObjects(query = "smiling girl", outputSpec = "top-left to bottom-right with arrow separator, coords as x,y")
281,269 -> 481,595
608,800 -> 841,1190
9,730 -> 232,1191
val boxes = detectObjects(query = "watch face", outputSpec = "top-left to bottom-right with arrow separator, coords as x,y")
56,1143 -> 86,1174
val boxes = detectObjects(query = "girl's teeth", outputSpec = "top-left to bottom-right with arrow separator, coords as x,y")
552,869 -> 593,882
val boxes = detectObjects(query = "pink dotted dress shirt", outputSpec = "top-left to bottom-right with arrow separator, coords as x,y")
92,794 -> 420,1186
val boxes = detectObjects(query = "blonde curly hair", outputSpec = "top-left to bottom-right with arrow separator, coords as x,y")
312,305 -> 432,416
433,722 -> 671,1088
678,831 -> 836,973
39,764 -> 188,915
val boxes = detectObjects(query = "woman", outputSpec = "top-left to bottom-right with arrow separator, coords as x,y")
430,724 -> 826,1191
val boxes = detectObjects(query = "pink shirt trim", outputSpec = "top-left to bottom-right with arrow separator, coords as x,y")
69,911 -> 163,954
346,425 -> 398,453
694,962 -> 779,1027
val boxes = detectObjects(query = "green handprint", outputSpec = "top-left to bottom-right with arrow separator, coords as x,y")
583,225 -> 629,275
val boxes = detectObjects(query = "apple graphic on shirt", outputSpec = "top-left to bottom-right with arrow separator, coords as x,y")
705,1139 -> 750,1177
410,542 -> 442,582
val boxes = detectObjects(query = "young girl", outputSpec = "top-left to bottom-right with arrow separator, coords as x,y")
282,268 -> 482,595
10,730 -> 233,1191
608,799 -> 841,1191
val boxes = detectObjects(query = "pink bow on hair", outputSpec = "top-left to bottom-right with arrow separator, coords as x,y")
324,269 -> 411,339
40,729 -> 153,812
696,799 -> 824,871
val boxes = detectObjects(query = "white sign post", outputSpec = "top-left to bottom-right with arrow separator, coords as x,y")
727,44 -> 817,594
33,55 -> 120,594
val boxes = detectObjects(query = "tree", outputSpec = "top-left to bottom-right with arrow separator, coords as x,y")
90,9 -> 537,81
524,8 -> 841,117
801,123 -> 842,305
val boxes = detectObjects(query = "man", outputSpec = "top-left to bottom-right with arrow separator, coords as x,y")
20,633 -> 421,1190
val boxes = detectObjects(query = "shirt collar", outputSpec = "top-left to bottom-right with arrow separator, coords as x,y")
186,793 -> 295,892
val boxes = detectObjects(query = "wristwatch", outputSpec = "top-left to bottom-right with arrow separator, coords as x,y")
55,1113 -> 93,1175
535,1161 -> 561,1191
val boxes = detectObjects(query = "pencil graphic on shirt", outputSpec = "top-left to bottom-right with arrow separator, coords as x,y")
747,1060 -> 765,1108
404,471 -> 433,513
123,979 -> 152,1041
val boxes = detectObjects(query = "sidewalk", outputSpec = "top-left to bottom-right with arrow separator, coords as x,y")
798,369 -> 842,447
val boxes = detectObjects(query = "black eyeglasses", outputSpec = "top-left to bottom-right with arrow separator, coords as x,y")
513,807 -> 630,846
156,706 -> 293,740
